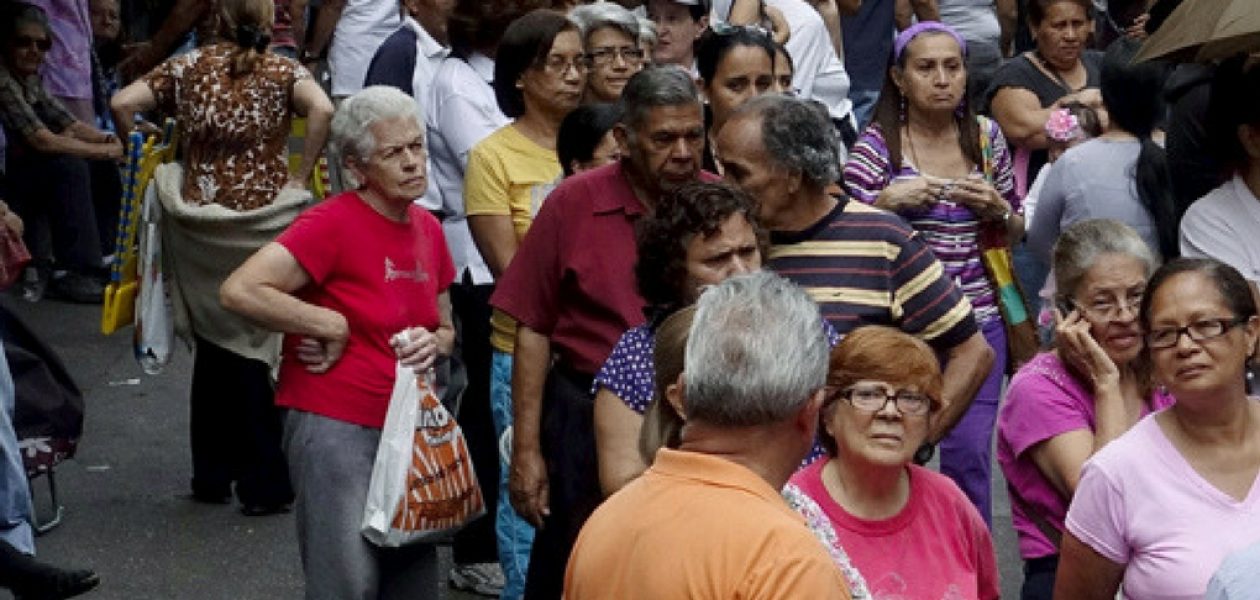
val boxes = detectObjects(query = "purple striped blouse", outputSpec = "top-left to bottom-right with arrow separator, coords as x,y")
843,118 -> 1020,326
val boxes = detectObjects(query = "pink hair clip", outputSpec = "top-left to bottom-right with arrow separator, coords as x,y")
1045,108 -> 1082,143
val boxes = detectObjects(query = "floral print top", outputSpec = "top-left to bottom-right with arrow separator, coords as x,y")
143,43 -> 310,210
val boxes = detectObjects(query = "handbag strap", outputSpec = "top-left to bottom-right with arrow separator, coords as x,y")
977,115 -> 996,184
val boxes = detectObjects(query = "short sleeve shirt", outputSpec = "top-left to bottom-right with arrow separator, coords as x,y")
768,199 -> 979,350
274,192 -> 456,428
0,64 -> 75,151
490,163 -> 716,374
1181,176 -> 1260,284
142,44 -> 310,210
996,352 -> 1173,559
1066,412 -> 1260,599
789,461 -> 999,600
985,50 -> 1104,182
845,117 -> 1020,326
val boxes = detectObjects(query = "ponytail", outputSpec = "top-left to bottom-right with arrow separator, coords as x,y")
230,23 -> 270,76
1133,135 -> 1178,260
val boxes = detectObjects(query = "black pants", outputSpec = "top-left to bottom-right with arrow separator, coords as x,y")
523,365 -> 600,600
88,159 -> 121,258
450,277 -> 500,565
1021,554 -> 1059,600
2,152 -> 102,273
189,335 -> 293,506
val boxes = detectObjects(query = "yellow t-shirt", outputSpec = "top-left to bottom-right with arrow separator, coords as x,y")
464,124 -> 562,353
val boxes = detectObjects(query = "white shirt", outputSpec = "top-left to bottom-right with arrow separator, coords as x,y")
710,0 -> 853,121
398,16 -> 451,212
427,53 -> 508,284
1181,176 -> 1260,283
328,0 -> 401,96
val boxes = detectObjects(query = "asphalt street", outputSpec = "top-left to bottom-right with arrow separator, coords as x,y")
6,294 -> 1025,599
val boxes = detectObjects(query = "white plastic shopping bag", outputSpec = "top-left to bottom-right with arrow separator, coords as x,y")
362,358 -> 485,547
134,183 -> 173,374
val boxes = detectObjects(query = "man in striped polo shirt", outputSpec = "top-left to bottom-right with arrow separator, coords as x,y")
716,94 -> 994,460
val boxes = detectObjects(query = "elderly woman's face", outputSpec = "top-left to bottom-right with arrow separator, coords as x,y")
8,22 -> 51,76
824,379 -> 932,468
1146,271 -> 1260,400
705,44 -> 774,133
1033,1 -> 1092,69
892,33 -> 966,117
353,116 -> 428,204
585,26 -> 644,102
1070,253 -> 1147,366
682,212 -> 761,302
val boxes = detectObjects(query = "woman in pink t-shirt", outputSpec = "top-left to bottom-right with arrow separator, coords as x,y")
996,219 -> 1172,599
785,326 -> 999,600
1056,258 -> 1260,599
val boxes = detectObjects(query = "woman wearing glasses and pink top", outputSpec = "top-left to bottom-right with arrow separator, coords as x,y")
784,325 -> 999,600
996,219 -> 1173,599
1054,257 -> 1260,600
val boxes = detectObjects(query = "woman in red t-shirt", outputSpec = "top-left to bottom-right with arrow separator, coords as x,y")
221,86 -> 455,598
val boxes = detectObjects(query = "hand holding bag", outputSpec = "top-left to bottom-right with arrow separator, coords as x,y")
362,351 -> 485,547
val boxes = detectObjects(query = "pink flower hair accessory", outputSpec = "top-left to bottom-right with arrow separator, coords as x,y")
1045,108 -> 1083,143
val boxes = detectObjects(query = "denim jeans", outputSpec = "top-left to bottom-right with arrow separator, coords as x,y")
850,88 -> 883,132
490,351 -> 535,600
0,342 -> 35,554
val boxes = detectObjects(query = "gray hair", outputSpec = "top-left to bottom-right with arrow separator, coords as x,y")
636,15 -> 657,48
1053,219 -> 1157,300
735,95 -> 842,189
683,272 -> 829,427
568,1 -> 641,44
330,86 -> 423,164
619,65 -> 702,131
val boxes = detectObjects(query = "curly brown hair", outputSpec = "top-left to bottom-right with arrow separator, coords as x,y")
634,181 -> 766,318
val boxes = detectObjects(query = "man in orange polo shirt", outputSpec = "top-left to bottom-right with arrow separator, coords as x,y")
564,272 -> 851,599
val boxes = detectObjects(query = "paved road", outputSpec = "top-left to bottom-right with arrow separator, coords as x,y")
8,295 -> 1025,599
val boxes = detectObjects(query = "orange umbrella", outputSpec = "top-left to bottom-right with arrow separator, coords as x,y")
1135,0 -> 1260,62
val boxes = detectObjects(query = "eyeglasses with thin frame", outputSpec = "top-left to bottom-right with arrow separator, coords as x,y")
13,35 -> 52,52
1063,291 -> 1143,321
833,384 -> 932,416
539,54 -> 592,74
587,46 -> 645,66
1145,316 -> 1250,350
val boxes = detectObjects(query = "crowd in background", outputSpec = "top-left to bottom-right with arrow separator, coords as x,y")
3,0 -> 1260,598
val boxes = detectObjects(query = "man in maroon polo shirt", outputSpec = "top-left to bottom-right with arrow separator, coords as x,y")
489,65 -> 713,599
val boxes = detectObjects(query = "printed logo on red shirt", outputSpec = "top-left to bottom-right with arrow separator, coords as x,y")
384,257 -> 430,283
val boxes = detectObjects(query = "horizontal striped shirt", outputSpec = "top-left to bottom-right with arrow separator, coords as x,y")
769,199 -> 978,350
843,118 -> 1020,326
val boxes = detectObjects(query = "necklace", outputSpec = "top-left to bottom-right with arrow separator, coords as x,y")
903,119 -> 961,178
1032,50 -> 1081,94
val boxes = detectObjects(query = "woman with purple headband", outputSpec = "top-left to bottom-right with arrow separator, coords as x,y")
842,20 -> 1020,529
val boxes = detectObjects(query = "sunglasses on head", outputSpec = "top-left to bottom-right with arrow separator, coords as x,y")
13,35 -> 52,51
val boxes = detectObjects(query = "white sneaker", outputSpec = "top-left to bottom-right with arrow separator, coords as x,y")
449,562 -> 505,597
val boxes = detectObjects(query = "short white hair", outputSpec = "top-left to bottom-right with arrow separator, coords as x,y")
569,1 -> 642,44
330,86 -> 423,164
683,272 -> 828,427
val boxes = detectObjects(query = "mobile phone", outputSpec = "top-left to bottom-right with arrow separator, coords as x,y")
1056,297 -> 1075,316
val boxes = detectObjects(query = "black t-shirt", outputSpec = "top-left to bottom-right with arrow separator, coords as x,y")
985,50 -> 1105,182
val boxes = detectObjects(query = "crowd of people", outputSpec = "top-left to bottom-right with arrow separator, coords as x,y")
2,0 -> 1260,598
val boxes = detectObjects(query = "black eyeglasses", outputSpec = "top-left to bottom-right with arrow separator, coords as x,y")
587,46 -> 645,66
833,384 -> 932,416
1145,317 -> 1250,350
13,35 -> 52,52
